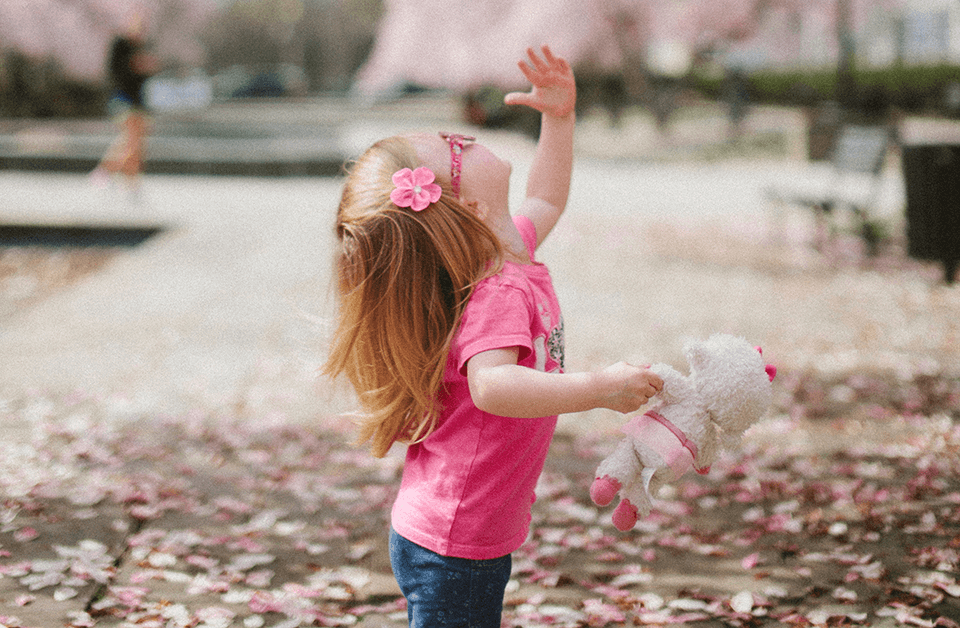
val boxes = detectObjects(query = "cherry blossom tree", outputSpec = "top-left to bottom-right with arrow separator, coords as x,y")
353,0 -> 910,96
0,0 -> 215,116
202,0 -> 380,93
351,0 -> 817,130
354,0 -> 631,95
0,0 -> 215,82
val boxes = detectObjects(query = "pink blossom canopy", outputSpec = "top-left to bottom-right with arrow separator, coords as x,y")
355,0 -> 900,95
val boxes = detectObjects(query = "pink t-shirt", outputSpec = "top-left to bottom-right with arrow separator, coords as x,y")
391,215 -> 565,560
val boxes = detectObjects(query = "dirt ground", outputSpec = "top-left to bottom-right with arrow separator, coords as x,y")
0,374 -> 957,628
0,248 -> 115,325
1,230 -> 959,627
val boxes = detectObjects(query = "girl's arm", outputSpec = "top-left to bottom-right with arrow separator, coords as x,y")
504,46 -> 576,248
467,348 -> 663,418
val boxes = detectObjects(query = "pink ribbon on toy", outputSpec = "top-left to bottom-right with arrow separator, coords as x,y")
621,411 -> 710,480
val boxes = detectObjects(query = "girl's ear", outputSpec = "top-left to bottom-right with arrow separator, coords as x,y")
464,198 -> 488,221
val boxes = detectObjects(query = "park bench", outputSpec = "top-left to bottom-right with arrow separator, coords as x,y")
765,124 -> 892,252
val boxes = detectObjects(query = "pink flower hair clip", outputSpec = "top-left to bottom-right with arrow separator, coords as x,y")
390,167 -> 442,212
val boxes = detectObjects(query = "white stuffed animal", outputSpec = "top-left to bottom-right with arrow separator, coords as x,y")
590,334 -> 777,531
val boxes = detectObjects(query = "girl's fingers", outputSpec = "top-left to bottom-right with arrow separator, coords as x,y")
541,45 -> 558,65
516,60 -> 538,84
515,46 -> 572,99
538,45 -> 569,76
503,91 -> 533,108
527,47 -> 550,74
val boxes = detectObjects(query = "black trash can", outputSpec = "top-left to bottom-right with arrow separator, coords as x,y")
901,143 -> 960,282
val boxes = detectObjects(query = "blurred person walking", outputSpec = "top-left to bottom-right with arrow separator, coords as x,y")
90,16 -> 158,195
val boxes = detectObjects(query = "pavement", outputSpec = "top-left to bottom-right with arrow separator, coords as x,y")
1,98 -> 959,627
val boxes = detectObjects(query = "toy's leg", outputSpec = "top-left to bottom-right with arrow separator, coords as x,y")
611,499 -> 639,531
591,440 -> 638,506
590,476 -> 621,506
611,481 -> 653,531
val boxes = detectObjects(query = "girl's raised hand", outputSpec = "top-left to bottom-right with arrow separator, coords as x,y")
504,45 -> 576,118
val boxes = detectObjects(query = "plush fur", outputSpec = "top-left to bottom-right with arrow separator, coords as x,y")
590,334 -> 776,531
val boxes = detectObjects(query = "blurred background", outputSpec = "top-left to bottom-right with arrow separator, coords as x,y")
1,9 -> 959,625
1,0 -> 959,129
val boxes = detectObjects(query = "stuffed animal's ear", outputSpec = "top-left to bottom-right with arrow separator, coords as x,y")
757,346 -> 777,381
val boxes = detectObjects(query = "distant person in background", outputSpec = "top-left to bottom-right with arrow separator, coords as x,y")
723,67 -> 749,141
90,17 -> 158,194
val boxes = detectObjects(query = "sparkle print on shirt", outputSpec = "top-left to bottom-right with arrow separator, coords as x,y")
548,315 -> 565,371
534,307 -> 565,373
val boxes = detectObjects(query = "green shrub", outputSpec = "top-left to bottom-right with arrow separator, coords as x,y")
691,64 -> 960,114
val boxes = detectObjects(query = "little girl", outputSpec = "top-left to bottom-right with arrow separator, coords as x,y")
324,46 -> 663,627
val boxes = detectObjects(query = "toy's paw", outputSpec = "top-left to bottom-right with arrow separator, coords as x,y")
611,498 -> 639,531
590,475 -> 622,506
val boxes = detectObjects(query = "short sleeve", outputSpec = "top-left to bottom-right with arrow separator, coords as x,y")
513,215 -> 538,261
455,279 -> 533,375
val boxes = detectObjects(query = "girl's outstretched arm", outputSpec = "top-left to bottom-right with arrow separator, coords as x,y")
467,348 -> 663,418
505,46 -> 576,248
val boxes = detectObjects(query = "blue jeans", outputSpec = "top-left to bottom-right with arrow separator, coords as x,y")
389,529 -> 512,628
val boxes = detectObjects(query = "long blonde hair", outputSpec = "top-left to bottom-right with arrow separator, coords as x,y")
323,136 -> 503,458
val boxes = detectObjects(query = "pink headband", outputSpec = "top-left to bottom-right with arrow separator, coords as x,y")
439,132 -> 475,198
